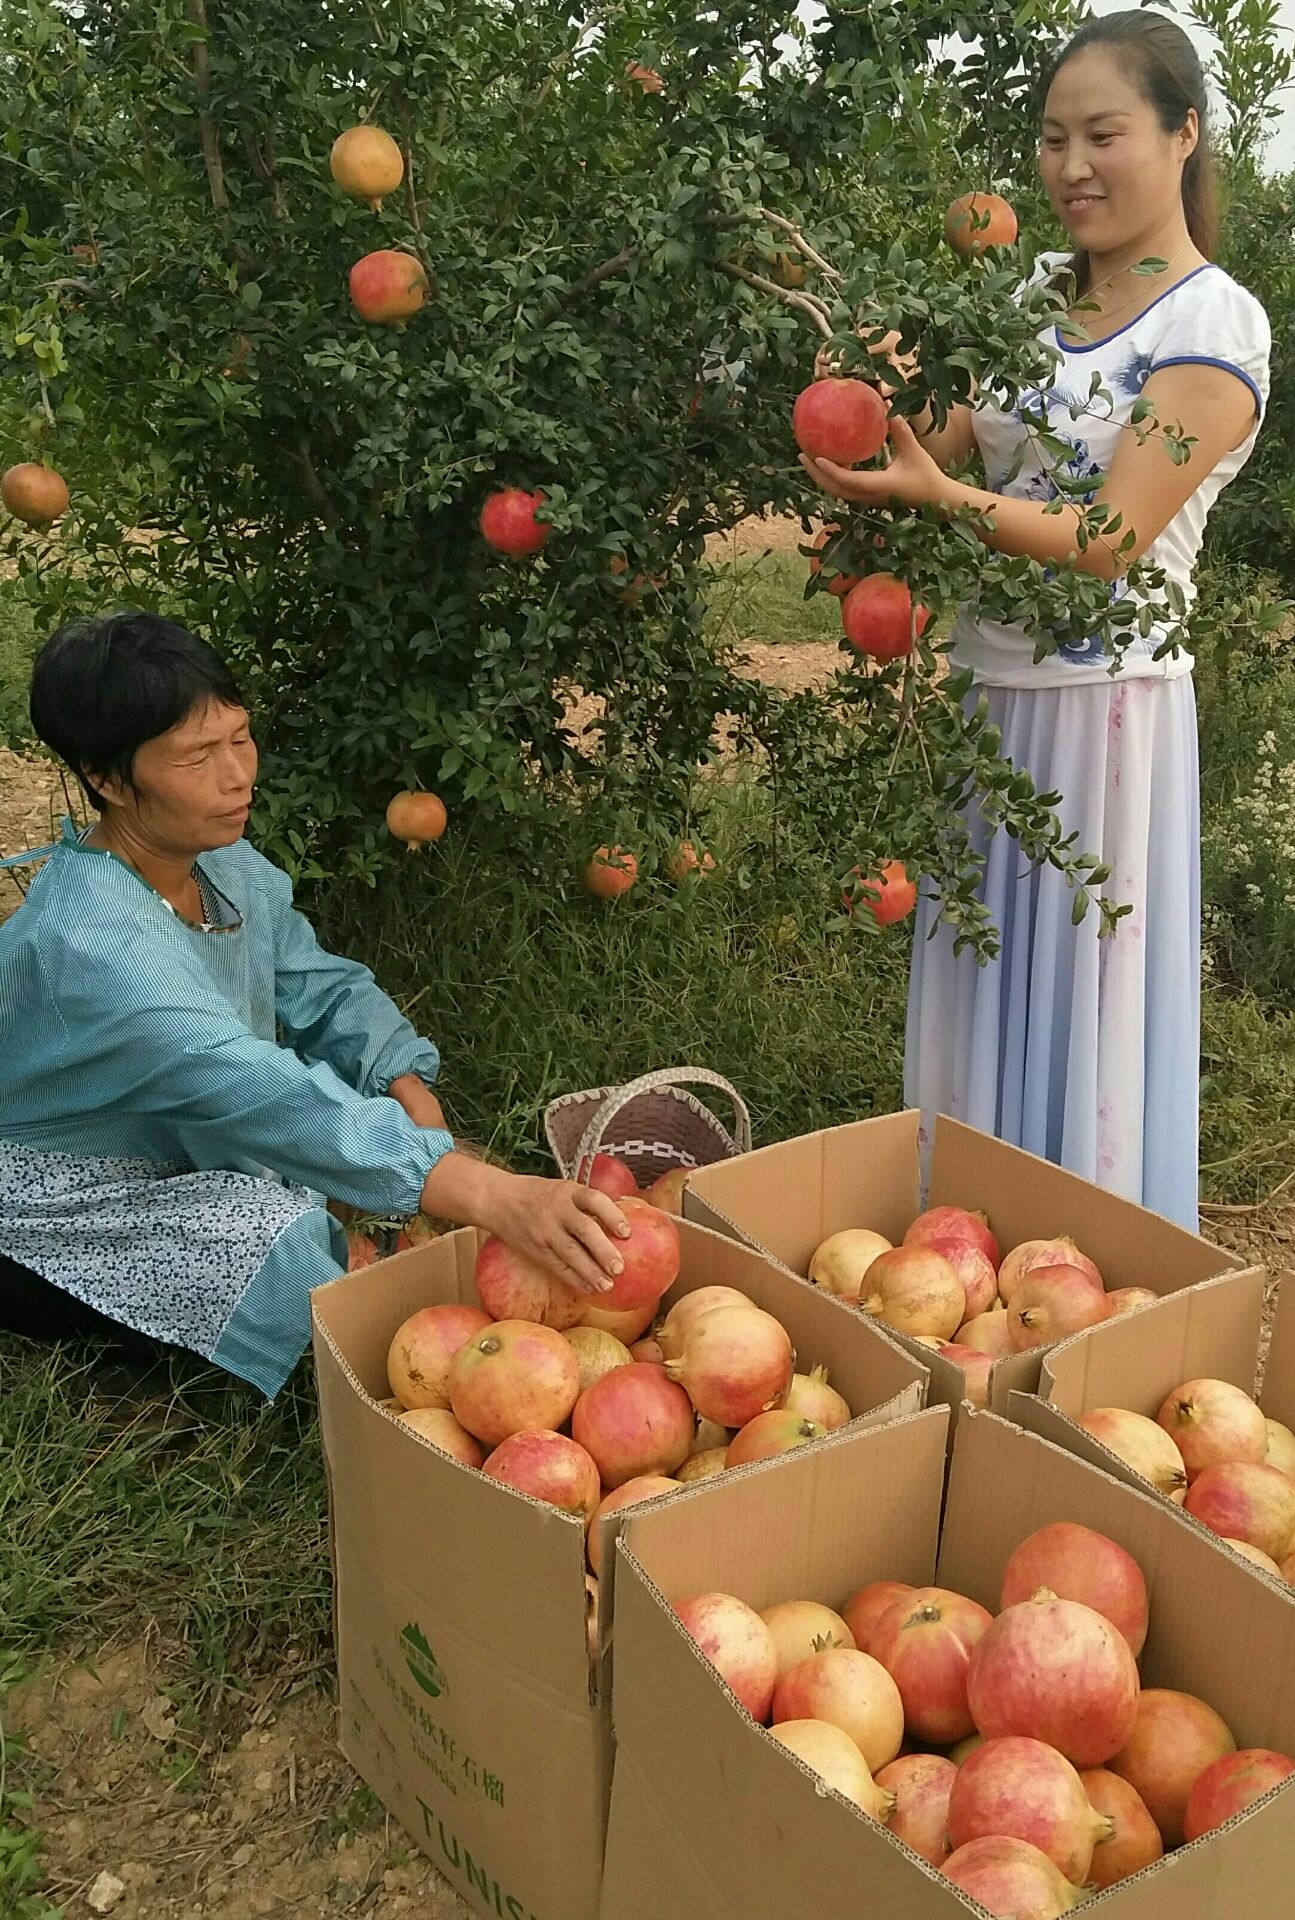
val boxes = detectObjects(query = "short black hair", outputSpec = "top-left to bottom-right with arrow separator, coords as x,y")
29,612 -> 245,809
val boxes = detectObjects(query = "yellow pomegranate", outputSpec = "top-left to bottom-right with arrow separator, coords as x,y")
329,124 -> 405,211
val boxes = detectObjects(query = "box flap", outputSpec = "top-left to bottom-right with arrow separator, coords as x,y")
1262,1272 -> 1295,1428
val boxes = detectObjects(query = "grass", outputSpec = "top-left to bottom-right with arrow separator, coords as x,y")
0,550 -> 1291,1790
701,540 -> 846,650
0,589 -> 36,748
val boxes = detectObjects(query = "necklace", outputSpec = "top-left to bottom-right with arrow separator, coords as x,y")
1064,242 -> 1193,338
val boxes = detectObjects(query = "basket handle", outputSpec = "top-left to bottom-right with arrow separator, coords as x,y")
571,1067 -> 752,1178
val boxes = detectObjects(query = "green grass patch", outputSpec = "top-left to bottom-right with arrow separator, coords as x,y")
0,585 -> 36,748
702,541 -> 846,650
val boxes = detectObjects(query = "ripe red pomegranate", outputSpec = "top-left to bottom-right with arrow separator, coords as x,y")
1078,1407 -> 1188,1502
937,1343 -> 995,1409
725,1409 -> 827,1468
394,1407 -> 485,1468
1105,1287 -> 1159,1317
479,485 -> 551,555
768,1720 -> 895,1820
666,842 -> 715,883
349,248 -> 428,323
448,1320 -> 580,1447
483,1430 -> 600,1522
675,1591 -> 778,1722
792,378 -> 888,464
923,1234 -> 998,1320
905,1205 -> 1000,1270
997,1236 -> 1101,1306
808,1227 -> 893,1299
571,1362 -> 693,1488
1000,1523 -> 1149,1658
665,1303 -> 794,1427
1,461 -> 71,527
624,60 -> 663,93
329,123 -> 404,209
1108,1688 -> 1236,1846
473,1234 -> 584,1330
965,1591 -> 1140,1767
642,1167 -> 689,1214
772,1648 -> 905,1773
587,1474 -> 679,1576
582,844 -> 638,898
596,1194 -> 680,1313
1182,1747 -> 1295,1842
387,1302 -> 492,1410
577,1151 -> 638,1199
868,1587 -> 994,1744
1156,1377 -> 1268,1481
385,789 -> 447,851
630,1337 -> 665,1364
845,859 -> 918,925
783,1365 -> 851,1430
1184,1460 -> 1295,1560
942,1835 -> 1084,1918
945,191 -> 1019,256
808,526 -> 862,598
1008,1265 -> 1108,1351
876,1753 -> 956,1867
658,1285 -> 751,1360
563,1326 -> 634,1396
957,1307 -> 1014,1358
841,574 -> 929,660
842,1580 -> 915,1651
1079,1768 -> 1163,1889
949,1736 -> 1114,1884
861,1245 -> 965,1339
759,1600 -> 854,1677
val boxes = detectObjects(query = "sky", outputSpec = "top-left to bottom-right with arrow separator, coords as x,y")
785,0 -> 1294,172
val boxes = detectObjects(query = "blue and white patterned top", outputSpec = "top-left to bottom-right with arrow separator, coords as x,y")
951,257 -> 1271,687
0,822 -> 454,1386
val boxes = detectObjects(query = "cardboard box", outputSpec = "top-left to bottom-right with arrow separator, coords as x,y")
603,1409 -> 1295,1919
1011,1268 -> 1293,1588
311,1218 -> 927,1920
684,1111 -> 1251,1429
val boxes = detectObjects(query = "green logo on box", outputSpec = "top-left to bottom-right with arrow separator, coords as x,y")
400,1622 -> 448,1699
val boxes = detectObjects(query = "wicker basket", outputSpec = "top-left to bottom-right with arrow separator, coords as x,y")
544,1067 -> 752,1189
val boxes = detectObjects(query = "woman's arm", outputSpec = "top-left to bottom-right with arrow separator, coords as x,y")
803,363 -> 1258,580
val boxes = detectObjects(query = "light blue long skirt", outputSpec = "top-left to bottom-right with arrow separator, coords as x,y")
905,674 -> 1201,1231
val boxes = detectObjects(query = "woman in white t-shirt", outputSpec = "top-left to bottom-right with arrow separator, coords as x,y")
802,10 -> 1270,1230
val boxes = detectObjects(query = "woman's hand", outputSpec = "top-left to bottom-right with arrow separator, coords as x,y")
417,1154 -> 630,1295
814,327 -> 917,398
386,1072 -> 448,1131
800,416 -> 946,511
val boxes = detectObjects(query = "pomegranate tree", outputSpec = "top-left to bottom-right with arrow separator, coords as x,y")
966,1591 -> 1140,1767
867,1586 -> 994,1745
571,1363 -> 694,1488
675,1591 -> 778,1722
999,1523 -> 1149,1657
948,1735 -> 1114,1883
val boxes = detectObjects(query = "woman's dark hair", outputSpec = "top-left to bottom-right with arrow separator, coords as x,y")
1042,9 -> 1218,290
29,611 -> 244,809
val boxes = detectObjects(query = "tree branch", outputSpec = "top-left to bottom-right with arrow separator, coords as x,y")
544,245 -> 639,317
186,0 -> 228,214
295,436 -> 342,530
716,259 -> 833,335
242,127 -> 285,220
758,208 -> 844,286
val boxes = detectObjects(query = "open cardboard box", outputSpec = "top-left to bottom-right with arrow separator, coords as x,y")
684,1111 -> 1253,1432
602,1408 -> 1295,1919
1011,1268 -> 1292,1591
311,1217 -> 927,1920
